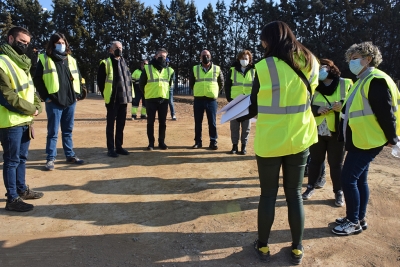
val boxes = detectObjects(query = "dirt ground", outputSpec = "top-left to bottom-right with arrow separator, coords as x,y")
0,94 -> 399,267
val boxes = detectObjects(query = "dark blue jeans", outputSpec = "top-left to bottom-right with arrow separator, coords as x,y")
193,98 -> 217,143
0,125 -> 29,201
256,149 -> 308,246
45,101 -> 76,160
341,148 -> 382,224
168,88 -> 175,117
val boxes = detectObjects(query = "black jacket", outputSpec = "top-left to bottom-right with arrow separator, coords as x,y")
224,61 -> 255,102
33,54 -> 81,107
97,55 -> 126,105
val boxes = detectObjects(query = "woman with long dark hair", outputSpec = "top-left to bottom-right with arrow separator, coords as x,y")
238,21 -> 319,264
33,33 -> 84,171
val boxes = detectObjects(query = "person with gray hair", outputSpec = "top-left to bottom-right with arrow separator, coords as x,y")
97,41 -> 133,157
332,42 -> 400,236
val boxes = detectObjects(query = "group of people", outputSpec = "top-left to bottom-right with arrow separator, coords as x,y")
1,21 -> 399,265
234,21 -> 399,265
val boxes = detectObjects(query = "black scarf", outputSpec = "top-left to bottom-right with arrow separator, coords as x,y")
316,77 -> 340,96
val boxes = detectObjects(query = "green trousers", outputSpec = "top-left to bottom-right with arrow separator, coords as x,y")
256,148 -> 308,246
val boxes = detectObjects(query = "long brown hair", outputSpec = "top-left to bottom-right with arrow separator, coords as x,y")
45,32 -> 71,56
260,21 -> 314,71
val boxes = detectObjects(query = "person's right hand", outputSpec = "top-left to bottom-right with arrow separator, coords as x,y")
32,109 -> 39,116
318,106 -> 331,115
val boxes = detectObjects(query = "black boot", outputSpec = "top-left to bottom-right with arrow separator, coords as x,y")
230,144 -> 238,154
240,144 -> 247,155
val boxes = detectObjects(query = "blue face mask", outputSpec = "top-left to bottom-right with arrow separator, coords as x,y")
55,43 -> 66,53
349,58 -> 364,75
318,68 -> 329,81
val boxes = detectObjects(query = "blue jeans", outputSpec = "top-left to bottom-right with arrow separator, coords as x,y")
0,125 -> 29,201
341,148 -> 382,224
45,101 -> 76,160
193,98 -> 217,143
168,88 -> 175,117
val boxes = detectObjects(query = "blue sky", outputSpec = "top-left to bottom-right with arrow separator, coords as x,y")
38,0 -> 279,12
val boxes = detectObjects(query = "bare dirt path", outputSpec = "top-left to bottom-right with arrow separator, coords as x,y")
0,95 -> 399,266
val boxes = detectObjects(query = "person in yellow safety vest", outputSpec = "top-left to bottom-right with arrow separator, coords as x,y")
225,49 -> 255,155
97,41 -> 133,157
0,26 -> 43,212
332,42 -> 400,236
131,59 -> 148,120
236,21 -> 319,264
139,48 -> 174,150
189,50 -> 224,150
302,58 -> 353,206
33,32 -> 84,171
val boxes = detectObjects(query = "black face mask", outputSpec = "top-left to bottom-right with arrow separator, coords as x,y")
114,48 -> 121,57
202,55 -> 210,64
157,57 -> 167,67
12,40 -> 29,55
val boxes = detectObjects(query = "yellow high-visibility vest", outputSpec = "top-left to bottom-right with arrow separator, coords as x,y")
344,69 -> 400,149
132,69 -> 142,84
193,64 -> 220,98
144,65 -> 174,99
313,78 -> 352,132
230,67 -> 255,99
0,55 -> 35,128
255,56 -> 319,157
38,54 -> 80,94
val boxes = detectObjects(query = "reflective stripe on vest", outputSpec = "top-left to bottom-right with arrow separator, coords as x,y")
193,64 -> 220,98
144,65 -> 173,99
0,55 -> 34,92
254,55 -> 318,157
39,54 -> 80,94
231,68 -> 254,98
101,58 -> 113,104
0,55 -> 34,128
258,57 -> 311,114
345,69 -> 400,149
196,65 -> 217,82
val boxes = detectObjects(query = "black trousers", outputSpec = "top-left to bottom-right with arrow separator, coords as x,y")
307,134 -> 345,193
146,99 -> 168,145
106,103 -> 127,151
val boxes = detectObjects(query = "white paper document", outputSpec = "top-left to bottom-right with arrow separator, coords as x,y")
217,94 -> 251,124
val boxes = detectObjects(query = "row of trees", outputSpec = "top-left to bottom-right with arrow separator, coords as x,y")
1,0 -> 400,91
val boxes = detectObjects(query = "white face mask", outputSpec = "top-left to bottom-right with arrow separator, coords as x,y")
55,43 -> 66,53
349,58 -> 365,75
240,59 -> 249,67
318,68 -> 329,81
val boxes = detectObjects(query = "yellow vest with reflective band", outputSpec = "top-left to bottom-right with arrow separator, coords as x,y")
38,54 -> 80,95
344,69 -> 400,149
193,64 -> 220,98
254,56 -> 319,157
144,65 -> 174,99
100,58 -> 113,104
131,69 -> 142,84
313,78 -> 352,132
230,67 -> 255,99
0,55 -> 35,128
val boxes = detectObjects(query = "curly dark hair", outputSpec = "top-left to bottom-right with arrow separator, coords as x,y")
319,58 -> 340,78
